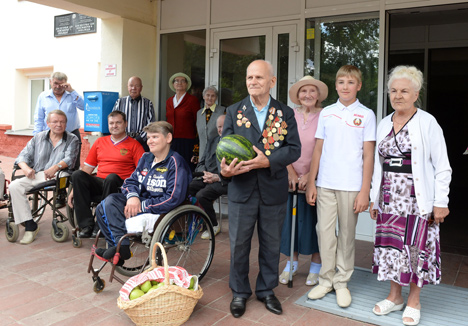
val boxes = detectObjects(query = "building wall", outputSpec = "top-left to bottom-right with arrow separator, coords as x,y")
0,0 -> 101,131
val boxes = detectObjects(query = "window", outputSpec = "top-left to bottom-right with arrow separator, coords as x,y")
305,15 -> 380,111
159,30 -> 206,119
29,78 -> 50,127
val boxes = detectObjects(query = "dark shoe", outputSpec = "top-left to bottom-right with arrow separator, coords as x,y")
258,294 -> 282,315
55,193 -> 66,209
230,297 -> 247,318
91,224 -> 101,238
78,225 -> 93,238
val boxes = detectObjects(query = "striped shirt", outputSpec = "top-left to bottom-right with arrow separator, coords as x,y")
112,95 -> 156,140
16,130 -> 79,171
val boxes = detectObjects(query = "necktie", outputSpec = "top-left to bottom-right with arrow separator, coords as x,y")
205,108 -> 212,124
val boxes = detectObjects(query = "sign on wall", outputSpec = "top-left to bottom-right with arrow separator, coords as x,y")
54,13 -> 97,37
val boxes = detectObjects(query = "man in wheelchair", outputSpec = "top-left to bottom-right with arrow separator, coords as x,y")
9,110 -> 79,244
68,111 -> 145,238
94,121 -> 191,265
188,114 -> 227,239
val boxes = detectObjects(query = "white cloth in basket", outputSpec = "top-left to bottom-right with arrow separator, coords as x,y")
120,266 -> 198,301
125,213 -> 161,233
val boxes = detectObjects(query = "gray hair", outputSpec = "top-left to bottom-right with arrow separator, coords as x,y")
387,66 -> 424,93
202,86 -> 218,97
46,109 -> 67,123
51,72 -> 68,81
246,60 -> 275,78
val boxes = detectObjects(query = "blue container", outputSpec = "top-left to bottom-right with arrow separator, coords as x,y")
84,91 -> 119,133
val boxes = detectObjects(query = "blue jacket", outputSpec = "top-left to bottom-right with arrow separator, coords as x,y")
122,150 -> 191,214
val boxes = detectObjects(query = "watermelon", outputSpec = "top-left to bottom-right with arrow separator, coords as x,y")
216,134 -> 256,164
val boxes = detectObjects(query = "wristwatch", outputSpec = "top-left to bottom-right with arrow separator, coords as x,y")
57,164 -> 63,170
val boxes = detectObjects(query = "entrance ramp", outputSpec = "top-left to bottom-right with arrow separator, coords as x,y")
295,268 -> 468,326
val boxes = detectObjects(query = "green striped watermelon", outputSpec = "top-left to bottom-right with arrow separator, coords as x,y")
216,134 -> 256,164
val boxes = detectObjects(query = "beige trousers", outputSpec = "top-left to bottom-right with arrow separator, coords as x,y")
9,172 -> 48,224
316,186 -> 359,290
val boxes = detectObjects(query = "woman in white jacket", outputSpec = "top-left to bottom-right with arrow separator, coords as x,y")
369,66 -> 451,326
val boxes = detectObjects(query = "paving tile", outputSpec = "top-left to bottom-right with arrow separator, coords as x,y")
184,306 -> 230,326
48,306 -> 110,326
3,292 -> 75,321
454,271 -> 468,288
91,314 -> 132,326
19,298 -> 91,326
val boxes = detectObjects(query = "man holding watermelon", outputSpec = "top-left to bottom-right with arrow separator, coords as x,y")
219,60 -> 301,318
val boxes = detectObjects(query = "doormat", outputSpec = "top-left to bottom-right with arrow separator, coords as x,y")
295,268 -> 468,326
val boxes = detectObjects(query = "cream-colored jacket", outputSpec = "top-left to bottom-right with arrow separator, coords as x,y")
370,109 -> 452,215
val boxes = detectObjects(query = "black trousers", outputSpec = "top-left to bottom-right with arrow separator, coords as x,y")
71,129 -> 82,170
71,170 -> 123,228
188,179 -> 227,227
228,189 -> 287,299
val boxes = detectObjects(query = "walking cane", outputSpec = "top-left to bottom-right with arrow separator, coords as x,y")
288,186 -> 298,288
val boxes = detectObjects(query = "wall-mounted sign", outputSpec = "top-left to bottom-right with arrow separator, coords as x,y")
54,13 -> 97,37
105,64 -> 117,77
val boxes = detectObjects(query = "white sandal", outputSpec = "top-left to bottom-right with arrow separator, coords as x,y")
402,306 -> 421,326
279,263 -> 298,285
305,273 -> 319,286
372,299 -> 404,316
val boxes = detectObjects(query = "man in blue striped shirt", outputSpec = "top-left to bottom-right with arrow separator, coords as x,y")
10,110 -> 79,244
112,76 -> 155,151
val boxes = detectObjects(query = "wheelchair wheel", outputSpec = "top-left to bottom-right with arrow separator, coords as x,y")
51,223 -> 69,242
72,235 -> 82,248
115,239 -> 149,277
93,278 -> 105,293
5,221 -> 19,243
150,205 -> 215,282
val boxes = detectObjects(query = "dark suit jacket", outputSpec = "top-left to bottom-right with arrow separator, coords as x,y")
222,96 -> 301,205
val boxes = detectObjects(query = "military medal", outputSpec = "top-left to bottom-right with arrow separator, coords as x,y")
245,121 -> 251,128
237,120 -> 242,127
265,150 -> 271,156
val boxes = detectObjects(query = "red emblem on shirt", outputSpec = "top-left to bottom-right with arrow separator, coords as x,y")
353,118 -> 362,126
141,169 -> 148,176
120,148 -> 128,156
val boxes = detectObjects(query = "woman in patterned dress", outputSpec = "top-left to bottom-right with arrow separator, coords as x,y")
369,66 -> 451,326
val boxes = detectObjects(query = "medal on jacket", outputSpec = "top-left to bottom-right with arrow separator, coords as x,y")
260,107 -> 288,156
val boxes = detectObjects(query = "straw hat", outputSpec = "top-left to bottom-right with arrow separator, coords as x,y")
169,72 -> 192,92
289,76 -> 328,105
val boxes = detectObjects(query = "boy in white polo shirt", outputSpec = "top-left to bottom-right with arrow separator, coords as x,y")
306,65 -> 376,308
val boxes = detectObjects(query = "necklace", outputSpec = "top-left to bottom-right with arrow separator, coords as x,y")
393,109 -> 417,131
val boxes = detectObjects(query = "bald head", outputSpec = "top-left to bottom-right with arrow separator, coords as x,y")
217,114 -> 226,136
246,60 -> 276,101
128,76 -> 143,99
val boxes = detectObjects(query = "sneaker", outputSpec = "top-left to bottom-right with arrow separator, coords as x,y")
201,225 -> 220,240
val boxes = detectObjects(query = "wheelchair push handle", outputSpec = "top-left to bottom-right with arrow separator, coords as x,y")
150,242 -> 170,285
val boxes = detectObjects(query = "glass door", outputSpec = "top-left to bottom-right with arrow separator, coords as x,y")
210,24 -> 298,107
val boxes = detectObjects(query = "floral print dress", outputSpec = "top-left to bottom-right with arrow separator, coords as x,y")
372,122 -> 441,288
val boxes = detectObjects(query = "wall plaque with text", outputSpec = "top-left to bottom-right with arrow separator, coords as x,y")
54,13 -> 97,37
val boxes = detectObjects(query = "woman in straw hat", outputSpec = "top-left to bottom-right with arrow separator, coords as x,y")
279,76 -> 328,286
166,72 -> 200,169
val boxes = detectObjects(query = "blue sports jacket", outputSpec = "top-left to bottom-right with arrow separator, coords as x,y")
122,149 -> 191,214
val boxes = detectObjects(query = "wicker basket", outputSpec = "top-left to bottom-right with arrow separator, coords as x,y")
117,242 -> 203,326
